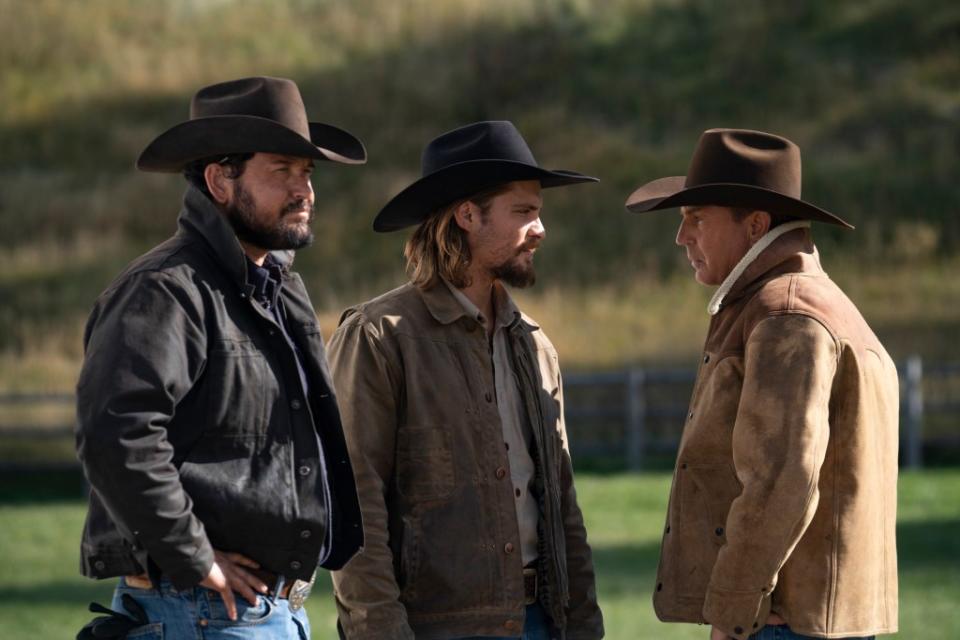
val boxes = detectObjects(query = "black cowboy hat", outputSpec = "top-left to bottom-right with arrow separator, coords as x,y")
373,120 -> 597,232
137,76 -> 366,172
625,128 -> 853,229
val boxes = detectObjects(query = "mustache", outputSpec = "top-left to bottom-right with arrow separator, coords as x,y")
282,199 -> 313,217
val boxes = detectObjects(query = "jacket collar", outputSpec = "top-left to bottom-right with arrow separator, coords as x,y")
176,185 -> 295,292
419,279 -> 537,331
712,225 -> 823,314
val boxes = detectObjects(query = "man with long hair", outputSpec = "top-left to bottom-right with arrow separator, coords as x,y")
328,121 -> 605,639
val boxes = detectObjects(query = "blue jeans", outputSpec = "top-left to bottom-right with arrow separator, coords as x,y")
458,603 -> 553,639
749,624 -> 874,640
110,577 -> 310,639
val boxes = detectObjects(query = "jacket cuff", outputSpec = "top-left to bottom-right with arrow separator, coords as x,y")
339,619 -> 415,640
702,586 -> 771,640
164,539 -> 215,590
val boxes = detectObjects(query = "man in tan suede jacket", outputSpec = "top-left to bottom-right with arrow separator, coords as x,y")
328,121 -> 604,639
626,129 -> 899,640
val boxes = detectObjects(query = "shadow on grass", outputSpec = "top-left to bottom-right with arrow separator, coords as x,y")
897,517 -> 960,570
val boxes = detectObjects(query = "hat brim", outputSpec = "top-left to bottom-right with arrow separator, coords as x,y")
136,115 -> 367,172
625,176 -> 853,229
373,160 -> 598,232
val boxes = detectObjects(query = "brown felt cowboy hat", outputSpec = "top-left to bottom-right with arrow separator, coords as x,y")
625,128 -> 853,229
373,120 -> 597,232
137,76 -> 367,172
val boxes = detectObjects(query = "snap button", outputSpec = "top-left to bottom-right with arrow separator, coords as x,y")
715,527 -> 724,536
300,530 -> 311,539
291,399 -> 302,410
299,465 -> 311,476
504,542 -> 514,554
495,467 -> 507,480
94,560 -> 106,571
290,560 -> 301,570
687,410 -> 694,420
515,488 -> 521,498
703,354 -> 710,363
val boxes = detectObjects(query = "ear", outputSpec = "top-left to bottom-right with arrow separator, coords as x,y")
204,162 -> 233,205
746,210 -> 772,244
452,200 -> 481,233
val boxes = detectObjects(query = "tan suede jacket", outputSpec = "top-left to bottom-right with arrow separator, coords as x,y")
328,282 -> 603,640
654,230 -> 899,639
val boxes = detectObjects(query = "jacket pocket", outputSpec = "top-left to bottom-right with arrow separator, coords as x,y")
675,463 -> 742,599
395,425 -> 455,502
204,337 -> 271,438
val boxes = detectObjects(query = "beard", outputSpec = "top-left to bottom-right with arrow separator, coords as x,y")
491,244 -> 538,288
223,182 -> 315,251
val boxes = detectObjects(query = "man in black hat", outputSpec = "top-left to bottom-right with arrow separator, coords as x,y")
75,76 -> 366,639
327,121 -> 605,639
626,129 -> 899,640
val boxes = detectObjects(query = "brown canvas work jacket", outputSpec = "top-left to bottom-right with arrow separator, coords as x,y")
654,229 -> 899,639
327,281 -> 604,639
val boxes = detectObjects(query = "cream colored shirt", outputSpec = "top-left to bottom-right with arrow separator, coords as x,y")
445,280 -> 540,566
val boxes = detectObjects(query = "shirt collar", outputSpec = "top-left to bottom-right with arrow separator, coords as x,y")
443,279 -> 521,332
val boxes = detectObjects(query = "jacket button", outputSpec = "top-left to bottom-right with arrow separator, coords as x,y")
300,530 -> 311,539
665,525 -> 670,533
715,527 -> 724,536
289,560 -> 301,571
687,410 -> 694,420
94,560 -> 106,571
503,620 -> 519,631
291,399 -> 302,410
734,627 -> 743,635
656,582 -> 662,591
299,465 -> 311,476
485,392 -> 493,403
703,354 -> 710,363
504,542 -> 514,554
495,467 -> 507,480
680,463 -> 688,470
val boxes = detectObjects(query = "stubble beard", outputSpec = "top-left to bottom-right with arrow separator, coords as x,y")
223,181 -> 315,251
491,245 -> 537,289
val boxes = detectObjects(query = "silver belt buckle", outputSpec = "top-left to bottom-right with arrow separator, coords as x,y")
287,570 -> 316,612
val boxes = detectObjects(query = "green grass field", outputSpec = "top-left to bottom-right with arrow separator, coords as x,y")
1,471 -> 957,638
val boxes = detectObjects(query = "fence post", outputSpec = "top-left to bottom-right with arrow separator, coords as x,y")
905,355 -> 923,469
626,368 -> 646,472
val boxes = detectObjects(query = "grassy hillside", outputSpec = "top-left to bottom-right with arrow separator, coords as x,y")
1,0 -> 958,387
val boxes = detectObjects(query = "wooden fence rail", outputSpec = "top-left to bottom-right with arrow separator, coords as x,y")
2,356 -> 959,472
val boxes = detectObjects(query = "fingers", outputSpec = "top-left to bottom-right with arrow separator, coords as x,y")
200,562 -> 237,621
214,550 -> 268,606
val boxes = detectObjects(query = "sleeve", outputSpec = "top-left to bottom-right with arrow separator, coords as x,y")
556,369 -> 605,639
327,310 -> 415,640
702,314 -> 837,639
75,271 -> 213,588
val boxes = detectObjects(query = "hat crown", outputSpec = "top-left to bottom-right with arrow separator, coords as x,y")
686,129 -> 802,199
190,76 -> 310,138
421,121 -> 537,176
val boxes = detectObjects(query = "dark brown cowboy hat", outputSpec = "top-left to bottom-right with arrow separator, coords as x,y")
625,128 -> 853,229
373,120 -> 597,232
137,76 -> 366,172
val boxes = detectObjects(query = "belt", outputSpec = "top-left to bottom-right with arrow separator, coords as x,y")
523,566 -> 538,605
123,568 -> 317,612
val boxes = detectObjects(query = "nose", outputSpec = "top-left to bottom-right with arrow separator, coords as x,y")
529,217 -> 546,240
290,171 -> 313,202
675,218 -> 690,246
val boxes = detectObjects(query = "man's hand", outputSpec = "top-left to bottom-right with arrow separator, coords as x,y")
710,626 -> 732,640
198,550 -> 270,621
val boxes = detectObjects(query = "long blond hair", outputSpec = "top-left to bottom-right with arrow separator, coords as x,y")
404,184 -> 509,289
